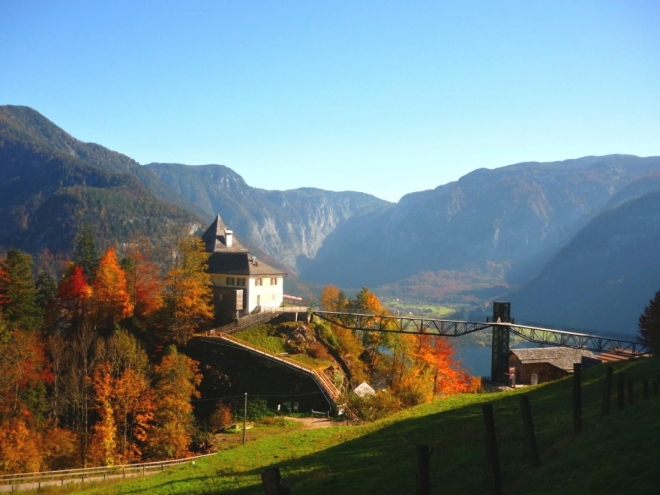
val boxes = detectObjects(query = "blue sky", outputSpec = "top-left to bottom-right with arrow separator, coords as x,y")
2,1 -> 659,202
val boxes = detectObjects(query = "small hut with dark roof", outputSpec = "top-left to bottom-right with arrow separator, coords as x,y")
509,347 -> 600,384
202,215 -> 286,319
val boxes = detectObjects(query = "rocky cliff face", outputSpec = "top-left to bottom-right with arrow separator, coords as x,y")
145,163 -> 392,271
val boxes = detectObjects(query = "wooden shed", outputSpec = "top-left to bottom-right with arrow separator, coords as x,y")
509,347 -> 599,384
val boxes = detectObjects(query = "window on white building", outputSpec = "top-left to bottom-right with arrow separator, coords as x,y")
255,278 -> 263,286
227,277 -> 235,285
237,278 -> 245,286
270,277 -> 278,285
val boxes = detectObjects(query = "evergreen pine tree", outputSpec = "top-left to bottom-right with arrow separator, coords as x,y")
638,289 -> 660,354
0,249 -> 41,330
73,225 -> 98,279
36,272 -> 58,309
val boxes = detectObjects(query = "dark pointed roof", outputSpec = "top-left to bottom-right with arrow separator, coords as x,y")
207,252 -> 286,276
201,214 -> 248,253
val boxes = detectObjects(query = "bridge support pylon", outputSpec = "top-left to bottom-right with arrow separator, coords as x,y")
490,302 -> 511,382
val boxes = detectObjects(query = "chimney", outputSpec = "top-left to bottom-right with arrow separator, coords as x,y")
224,230 -> 233,248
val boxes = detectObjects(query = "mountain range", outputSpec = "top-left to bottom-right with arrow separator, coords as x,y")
1,104 -> 659,337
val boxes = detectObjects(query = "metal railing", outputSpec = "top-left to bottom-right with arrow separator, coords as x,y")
313,311 -> 648,357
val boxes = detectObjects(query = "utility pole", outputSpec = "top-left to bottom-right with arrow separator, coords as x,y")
243,393 -> 247,445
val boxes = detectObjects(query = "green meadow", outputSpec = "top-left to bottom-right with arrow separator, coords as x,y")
41,356 -> 659,494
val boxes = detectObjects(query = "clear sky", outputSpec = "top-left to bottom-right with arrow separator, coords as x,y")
2,1 -> 659,202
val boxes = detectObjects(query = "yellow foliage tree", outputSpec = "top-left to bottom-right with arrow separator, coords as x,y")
160,236 -> 213,345
88,362 -> 116,467
147,346 -> 201,459
92,248 -> 132,331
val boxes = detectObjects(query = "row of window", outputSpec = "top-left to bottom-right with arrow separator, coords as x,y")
225,277 -> 279,286
226,277 -> 246,286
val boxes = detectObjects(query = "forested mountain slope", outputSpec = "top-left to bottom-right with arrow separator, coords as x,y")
0,105 -> 202,256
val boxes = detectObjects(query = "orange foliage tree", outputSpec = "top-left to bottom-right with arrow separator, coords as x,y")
0,327 -> 53,472
88,363 -> 117,466
53,265 -> 92,335
320,285 -> 347,311
92,248 -> 132,331
121,237 -> 163,318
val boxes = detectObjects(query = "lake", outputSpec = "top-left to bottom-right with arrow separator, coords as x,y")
455,343 -> 537,379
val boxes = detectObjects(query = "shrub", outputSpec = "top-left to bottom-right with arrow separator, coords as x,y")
307,342 -> 331,360
231,397 -> 272,421
208,401 -> 233,432
348,391 -> 402,422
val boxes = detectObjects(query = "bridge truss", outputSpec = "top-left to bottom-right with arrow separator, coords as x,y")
313,309 -> 648,381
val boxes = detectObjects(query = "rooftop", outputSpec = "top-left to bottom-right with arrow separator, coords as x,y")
510,347 -> 597,372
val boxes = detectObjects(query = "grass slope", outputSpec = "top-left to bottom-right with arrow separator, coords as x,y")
50,357 -> 659,494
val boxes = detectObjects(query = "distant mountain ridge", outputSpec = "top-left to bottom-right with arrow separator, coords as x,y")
145,162 -> 391,271
0,106 -> 389,274
300,155 -> 660,290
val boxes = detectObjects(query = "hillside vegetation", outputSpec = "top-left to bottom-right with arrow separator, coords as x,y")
56,356 -> 660,495
0,105 -> 203,257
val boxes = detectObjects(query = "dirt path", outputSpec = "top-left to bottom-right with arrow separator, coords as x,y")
284,416 -> 338,429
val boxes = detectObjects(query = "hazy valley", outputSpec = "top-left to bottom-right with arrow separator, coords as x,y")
2,104 -> 660,337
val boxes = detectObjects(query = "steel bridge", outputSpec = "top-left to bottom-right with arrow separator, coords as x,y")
312,303 -> 648,382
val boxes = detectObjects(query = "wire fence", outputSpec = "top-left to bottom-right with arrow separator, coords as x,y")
0,453 -> 216,493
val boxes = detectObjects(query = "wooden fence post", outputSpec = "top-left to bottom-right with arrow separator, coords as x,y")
573,363 -> 582,433
416,445 -> 432,495
602,366 -> 613,415
653,379 -> 659,396
520,395 -> 540,467
262,467 -> 282,495
643,379 -> 649,401
627,379 -> 634,406
482,404 -> 503,495
617,373 -> 625,410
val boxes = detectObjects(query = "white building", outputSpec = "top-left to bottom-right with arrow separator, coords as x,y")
202,215 -> 286,317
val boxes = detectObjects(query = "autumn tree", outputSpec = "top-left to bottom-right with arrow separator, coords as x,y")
51,265 -> 92,336
320,285 -> 347,312
350,287 -> 386,315
146,346 -> 201,459
49,321 -> 105,467
88,363 -> 117,466
349,287 -> 391,372
208,401 -> 233,432
91,247 -> 132,332
120,236 -> 163,318
638,289 -> 660,354
158,236 -> 213,345
106,331 -> 154,463
0,326 -> 52,472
